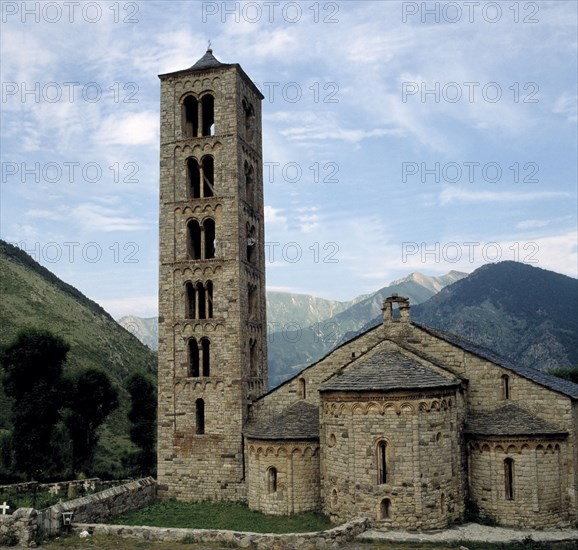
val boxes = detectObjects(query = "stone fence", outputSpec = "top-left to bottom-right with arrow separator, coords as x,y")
0,477 -> 156,547
0,478 -> 128,503
72,518 -> 370,550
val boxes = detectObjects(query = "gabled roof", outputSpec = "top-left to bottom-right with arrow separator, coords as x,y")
320,349 -> 459,393
244,401 -> 319,440
413,322 -> 578,400
465,403 -> 567,436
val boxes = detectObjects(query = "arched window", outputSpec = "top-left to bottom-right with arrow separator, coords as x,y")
377,441 -> 388,484
246,223 -> 256,264
185,282 -> 196,319
188,339 -> 199,377
502,374 -> 510,400
380,498 -> 391,520
248,283 -> 257,320
202,156 -> 214,197
201,338 -> 210,376
196,282 -> 206,319
267,467 -> 277,493
244,161 -> 254,204
204,218 -> 215,259
243,98 -> 255,141
195,399 -> 205,434
201,95 -> 214,136
299,378 -> 306,399
331,488 -> 338,508
182,96 -> 198,138
504,458 -> 514,500
206,281 -> 213,318
187,158 -> 201,199
187,220 -> 201,260
249,338 -> 258,377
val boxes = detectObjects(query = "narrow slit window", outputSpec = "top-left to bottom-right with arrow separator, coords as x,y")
299,378 -> 306,399
267,467 -> 277,493
502,374 -> 510,400
504,458 -> 514,500
377,441 -> 387,484
380,498 -> 391,519
195,399 -> 205,434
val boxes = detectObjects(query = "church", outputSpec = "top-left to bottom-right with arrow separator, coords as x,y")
156,50 -> 578,530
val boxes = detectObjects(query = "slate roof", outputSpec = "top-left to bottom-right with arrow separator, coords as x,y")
465,403 -> 567,436
244,401 -> 319,440
320,349 -> 459,393
414,323 -> 578,400
190,49 -> 224,71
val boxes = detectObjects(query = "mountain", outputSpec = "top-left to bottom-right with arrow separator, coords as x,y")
0,240 -> 157,477
412,262 -> 578,372
267,271 -> 467,387
117,315 -> 158,351
345,262 -> 577,375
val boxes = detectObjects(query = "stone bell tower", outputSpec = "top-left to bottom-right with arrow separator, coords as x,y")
157,49 -> 267,501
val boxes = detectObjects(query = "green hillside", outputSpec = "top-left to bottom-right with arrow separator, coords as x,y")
0,240 -> 157,479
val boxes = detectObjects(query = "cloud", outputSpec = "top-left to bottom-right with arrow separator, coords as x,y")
552,91 -> 578,123
516,220 -> 550,229
93,111 -> 158,146
71,203 -> 149,232
439,188 -> 570,205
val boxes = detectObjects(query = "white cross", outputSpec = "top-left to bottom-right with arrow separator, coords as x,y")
0,502 -> 10,515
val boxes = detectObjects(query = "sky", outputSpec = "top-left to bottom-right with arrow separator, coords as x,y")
1,0 -> 577,319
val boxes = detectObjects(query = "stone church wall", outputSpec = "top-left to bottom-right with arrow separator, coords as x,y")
246,440 -> 320,515
320,390 -> 464,528
468,440 -> 570,528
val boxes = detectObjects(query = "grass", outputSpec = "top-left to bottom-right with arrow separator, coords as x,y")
112,499 -> 333,533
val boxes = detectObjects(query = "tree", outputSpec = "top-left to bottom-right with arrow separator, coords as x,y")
126,372 -> 156,476
1,328 -> 69,479
65,369 -> 119,476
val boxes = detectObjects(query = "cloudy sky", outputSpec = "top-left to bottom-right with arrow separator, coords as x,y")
1,0 -> 576,318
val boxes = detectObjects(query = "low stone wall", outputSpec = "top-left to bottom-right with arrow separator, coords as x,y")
0,478 -> 156,547
72,517 -> 370,549
0,508 -> 37,547
0,478 -> 127,501
40,478 -> 156,535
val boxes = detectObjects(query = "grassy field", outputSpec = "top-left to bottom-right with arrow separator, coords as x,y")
111,499 -> 333,533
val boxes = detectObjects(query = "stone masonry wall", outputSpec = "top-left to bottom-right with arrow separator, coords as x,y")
246,439 -> 320,515
320,389 -> 464,529
392,320 -> 577,527
72,517 -> 369,550
0,508 -> 37,547
468,441 -> 570,528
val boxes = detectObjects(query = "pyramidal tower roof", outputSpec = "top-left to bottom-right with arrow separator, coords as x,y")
190,48 -> 223,71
